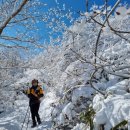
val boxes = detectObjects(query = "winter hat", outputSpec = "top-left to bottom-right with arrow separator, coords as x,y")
32,79 -> 38,84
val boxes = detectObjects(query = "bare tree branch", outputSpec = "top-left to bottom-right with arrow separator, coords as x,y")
0,0 -> 28,35
0,42 -> 28,50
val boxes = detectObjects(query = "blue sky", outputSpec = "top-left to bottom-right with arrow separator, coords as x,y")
44,0 -> 130,12
38,0 -> 130,43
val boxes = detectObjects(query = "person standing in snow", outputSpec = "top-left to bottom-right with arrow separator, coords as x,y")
23,79 -> 44,128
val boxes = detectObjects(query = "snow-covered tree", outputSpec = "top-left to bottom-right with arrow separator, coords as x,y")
0,0 -> 130,130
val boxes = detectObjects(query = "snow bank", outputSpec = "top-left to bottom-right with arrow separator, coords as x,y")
93,80 -> 130,130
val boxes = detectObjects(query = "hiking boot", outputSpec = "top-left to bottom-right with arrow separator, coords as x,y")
31,123 -> 37,128
38,120 -> 41,125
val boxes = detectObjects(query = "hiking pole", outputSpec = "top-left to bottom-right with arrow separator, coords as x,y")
26,108 -> 31,130
21,105 -> 30,130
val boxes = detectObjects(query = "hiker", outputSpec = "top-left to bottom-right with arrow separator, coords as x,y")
23,79 -> 44,128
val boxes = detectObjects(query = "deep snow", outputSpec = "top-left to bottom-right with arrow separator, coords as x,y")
93,79 -> 130,130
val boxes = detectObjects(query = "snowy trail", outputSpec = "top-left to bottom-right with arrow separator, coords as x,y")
0,91 -> 56,130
